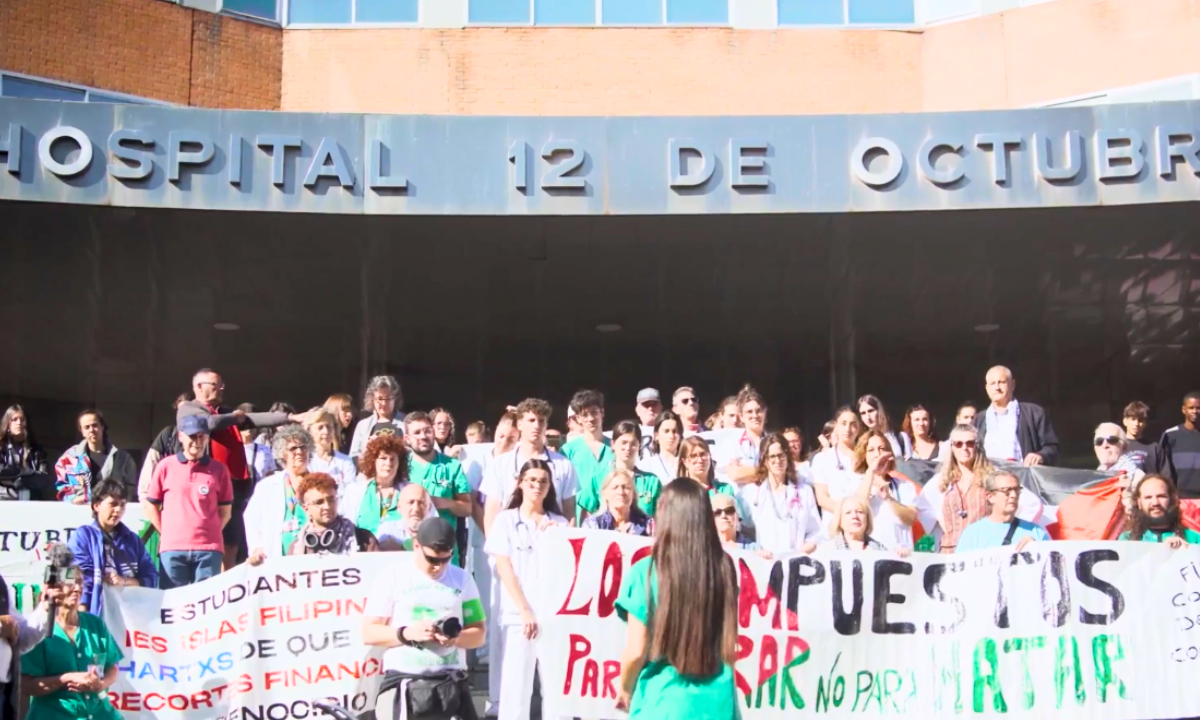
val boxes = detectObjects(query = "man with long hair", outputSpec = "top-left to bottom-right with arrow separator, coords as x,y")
1118,474 -> 1200,547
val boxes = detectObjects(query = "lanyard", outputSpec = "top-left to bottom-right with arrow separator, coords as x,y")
377,483 -> 399,519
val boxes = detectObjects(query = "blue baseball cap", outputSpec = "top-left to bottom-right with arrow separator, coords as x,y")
177,415 -> 209,437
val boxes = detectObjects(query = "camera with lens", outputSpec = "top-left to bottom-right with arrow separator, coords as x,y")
43,565 -> 78,586
433,617 -> 462,639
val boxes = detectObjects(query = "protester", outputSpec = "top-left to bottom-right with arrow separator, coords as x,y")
237,403 -> 275,484
0,404 -> 49,501
635,388 -> 663,427
857,394 -> 907,457
144,415 -> 232,588
178,369 -> 300,569
814,420 -> 834,455
1094,422 -> 1144,514
615,480 -> 738,720
55,409 -> 137,504
339,433 -> 416,537
677,436 -> 737,502
286,473 -> 376,555
362,518 -> 485,720
704,412 -> 723,431
608,420 -> 662,518
724,385 -> 768,483
20,559 -> 123,720
939,403 -> 979,459
1118,474 -> 1200,546
583,469 -> 654,536
405,412 -> 473,565
821,495 -> 909,556
916,424 -> 993,554
561,390 -> 611,523
465,421 -> 488,445
243,424 -> 315,565
852,430 -> 918,551
137,393 -> 190,501
324,393 -> 358,455
478,411 -> 521,714
901,405 -> 940,461
376,484 -> 433,551
781,426 -> 805,463
431,408 -> 461,458
0,575 -> 59,720
482,398 -> 578,533
69,480 -> 157,616
711,494 -> 764,555
349,375 -> 406,459
305,408 -> 357,491
719,396 -> 740,430
637,411 -> 683,486
974,366 -> 1059,466
1120,401 -> 1165,474
811,406 -> 861,521
485,459 -> 568,720
671,387 -> 702,434
1161,391 -> 1200,497
565,408 -> 583,442
955,470 -> 1050,552
738,432 -> 820,555
255,402 -> 298,453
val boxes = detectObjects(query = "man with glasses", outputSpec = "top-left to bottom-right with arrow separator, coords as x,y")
405,412 -> 473,566
362,518 -> 485,720
143,415 -> 233,588
954,471 -> 1049,553
560,390 -> 611,524
178,368 -> 302,569
286,473 -> 375,556
672,387 -> 703,435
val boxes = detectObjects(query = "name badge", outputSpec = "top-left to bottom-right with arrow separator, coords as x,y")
197,485 -> 210,496
282,519 -> 300,533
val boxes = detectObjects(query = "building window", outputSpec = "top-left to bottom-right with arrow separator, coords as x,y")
223,0 -> 279,21
468,0 -> 531,23
356,0 -> 419,22
778,0 -> 914,24
536,0 -> 596,24
666,0 -> 726,23
289,0 -> 352,23
601,0 -> 662,23
1,76 -> 86,102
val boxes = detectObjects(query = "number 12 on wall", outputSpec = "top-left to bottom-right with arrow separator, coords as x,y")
508,140 -> 589,193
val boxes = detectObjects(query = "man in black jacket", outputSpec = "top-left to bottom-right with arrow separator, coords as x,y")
973,366 -> 1059,467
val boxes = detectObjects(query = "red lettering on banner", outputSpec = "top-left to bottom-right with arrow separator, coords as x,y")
734,635 -> 753,698
266,659 -> 382,689
738,561 -> 781,630
785,635 -> 806,666
124,630 -> 169,653
758,634 -> 779,689
563,634 -> 592,694
597,542 -> 622,618
107,690 -> 223,712
557,538 -> 593,616
631,545 -> 652,567
582,657 -> 599,698
179,613 -> 251,651
602,660 -> 620,698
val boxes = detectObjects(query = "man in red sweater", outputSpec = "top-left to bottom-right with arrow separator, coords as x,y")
177,368 -> 304,568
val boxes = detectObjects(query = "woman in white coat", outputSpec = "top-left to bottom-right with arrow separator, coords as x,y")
485,459 -> 568,720
636,412 -> 683,486
244,424 -> 315,565
739,432 -> 820,555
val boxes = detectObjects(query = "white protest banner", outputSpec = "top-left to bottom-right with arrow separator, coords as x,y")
535,527 -> 1200,720
0,501 -> 147,612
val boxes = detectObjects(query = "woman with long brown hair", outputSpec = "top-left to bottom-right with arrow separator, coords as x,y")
900,404 -> 940,461
616,479 -> 738,719
916,424 -> 992,554
740,432 -> 820,555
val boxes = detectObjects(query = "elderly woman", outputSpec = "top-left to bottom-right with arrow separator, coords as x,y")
340,433 -> 431,535
68,480 -> 157,616
305,408 -> 358,492
821,495 -> 905,553
286,473 -> 376,555
348,375 -> 405,460
712,493 -> 768,556
582,469 -> 653,536
244,424 -> 314,565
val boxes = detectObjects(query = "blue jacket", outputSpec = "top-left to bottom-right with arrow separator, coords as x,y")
68,521 -> 157,617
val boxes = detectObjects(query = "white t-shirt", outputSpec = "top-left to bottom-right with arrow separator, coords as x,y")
865,476 -> 919,551
479,447 -> 579,508
738,481 -> 821,555
483,508 -> 569,625
363,562 -> 485,675
810,447 -> 861,528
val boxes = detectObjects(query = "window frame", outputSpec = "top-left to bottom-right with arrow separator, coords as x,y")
0,71 -> 173,106
221,0 -> 284,25
776,0 -> 916,28
459,0 -> 732,27
283,0 -> 422,28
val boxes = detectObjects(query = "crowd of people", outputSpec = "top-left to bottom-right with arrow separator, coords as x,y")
1,364 -> 1199,720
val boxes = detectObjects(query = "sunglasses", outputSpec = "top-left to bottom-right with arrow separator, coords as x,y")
713,507 -> 737,518
677,397 -> 697,405
1093,436 -> 1121,447
952,440 -> 977,449
423,551 -> 453,566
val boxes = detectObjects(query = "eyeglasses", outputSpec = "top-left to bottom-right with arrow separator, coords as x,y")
766,453 -> 789,461
198,381 -> 226,389
713,507 -> 737,518
686,453 -> 710,461
1093,436 -> 1121,447
423,551 -> 453,566
952,440 -> 977,449
990,486 -> 1021,497
286,446 -> 309,455
677,397 -> 697,406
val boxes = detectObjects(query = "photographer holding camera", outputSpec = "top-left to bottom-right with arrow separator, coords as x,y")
19,543 -> 123,720
362,518 -> 485,720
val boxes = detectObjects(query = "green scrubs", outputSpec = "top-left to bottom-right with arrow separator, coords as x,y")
633,469 -> 662,517
22,612 -> 123,720
562,436 -> 613,522
615,558 -> 739,720
409,453 -> 472,563
355,480 -> 403,535
1118,527 -> 1200,543
281,481 -> 309,555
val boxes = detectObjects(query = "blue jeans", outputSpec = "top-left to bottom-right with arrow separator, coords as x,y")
159,550 -> 223,589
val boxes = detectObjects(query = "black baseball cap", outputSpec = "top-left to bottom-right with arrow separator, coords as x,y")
415,518 -> 456,553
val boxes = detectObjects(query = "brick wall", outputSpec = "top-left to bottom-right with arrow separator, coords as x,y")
0,0 -> 281,109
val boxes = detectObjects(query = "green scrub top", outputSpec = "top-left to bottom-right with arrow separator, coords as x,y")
1118,527 -> 1200,543
615,557 -> 739,720
22,611 -> 123,720
562,436 -> 613,522
282,480 -> 309,555
355,480 -> 404,535
633,469 -> 662,518
409,453 -> 471,563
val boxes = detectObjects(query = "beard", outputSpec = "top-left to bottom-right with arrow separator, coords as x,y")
1131,503 -> 1180,534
